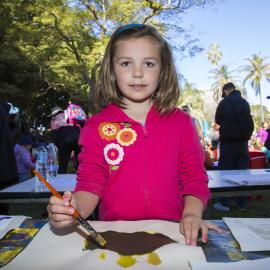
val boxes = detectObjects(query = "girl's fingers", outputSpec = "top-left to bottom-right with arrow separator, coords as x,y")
180,219 -> 224,247
190,223 -> 200,246
200,223 -> 209,243
47,192 -> 77,229
50,212 -> 74,223
63,191 -> 73,206
179,224 -> 184,235
182,222 -> 192,245
49,195 -> 65,206
48,203 -> 74,215
206,222 -> 224,233
180,219 -> 215,246
48,205 -> 75,228
49,216 -> 75,228
49,192 -> 74,211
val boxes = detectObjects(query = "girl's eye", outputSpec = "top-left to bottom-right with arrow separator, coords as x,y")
120,61 -> 131,67
145,62 -> 155,67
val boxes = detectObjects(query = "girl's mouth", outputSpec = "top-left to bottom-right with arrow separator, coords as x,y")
129,84 -> 147,89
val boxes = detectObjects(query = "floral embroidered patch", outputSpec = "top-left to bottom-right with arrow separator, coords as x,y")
99,122 -> 137,172
116,128 -> 137,146
104,143 -> 124,166
98,122 -> 120,141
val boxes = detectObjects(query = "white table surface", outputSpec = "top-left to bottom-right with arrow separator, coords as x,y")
1,170 -> 270,201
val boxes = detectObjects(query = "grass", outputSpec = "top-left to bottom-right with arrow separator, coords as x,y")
4,195 -> 270,220
204,195 -> 270,219
3,202 -> 48,219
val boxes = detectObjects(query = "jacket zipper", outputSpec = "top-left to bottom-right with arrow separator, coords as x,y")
142,124 -> 149,216
142,125 -> 148,137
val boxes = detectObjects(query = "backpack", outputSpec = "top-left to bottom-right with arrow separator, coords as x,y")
222,98 -> 254,141
65,104 -> 87,127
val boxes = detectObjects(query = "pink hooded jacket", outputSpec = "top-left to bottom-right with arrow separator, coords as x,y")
75,104 -> 210,221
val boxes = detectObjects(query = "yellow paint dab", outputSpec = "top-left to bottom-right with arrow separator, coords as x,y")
227,251 -> 245,261
83,239 -> 90,251
144,230 -> 156,234
231,240 -> 240,249
147,252 -> 161,265
117,255 -> 137,268
99,252 -> 107,260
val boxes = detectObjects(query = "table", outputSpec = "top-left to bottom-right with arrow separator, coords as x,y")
1,170 -> 270,202
0,174 -> 76,203
208,169 -> 270,198
0,218 -> 270,269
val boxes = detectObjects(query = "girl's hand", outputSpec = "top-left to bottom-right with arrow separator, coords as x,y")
179,215 -> 223,246
47,191 -> 77,228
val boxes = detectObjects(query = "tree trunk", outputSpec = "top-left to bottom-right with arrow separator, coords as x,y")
88,63 -> 101,115
258,84 -> 264,123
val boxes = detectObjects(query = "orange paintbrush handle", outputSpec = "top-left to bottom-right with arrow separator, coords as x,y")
32,169 -> 106,247
32,169 -> 80,218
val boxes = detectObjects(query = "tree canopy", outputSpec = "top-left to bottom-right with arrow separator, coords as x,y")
1,0 -> 215,128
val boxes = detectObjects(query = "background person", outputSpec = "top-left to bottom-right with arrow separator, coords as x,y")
261,129 -> 270,163
181,105 -> 204,143
49,107 -> 80,174
214,82 -> 254,211
8,103 -> 29,146
14,135 -> 35,181
256,121 -> 269,146
0,102 -> 18,214
0,101 -> 18,189
208,122 -> 220,162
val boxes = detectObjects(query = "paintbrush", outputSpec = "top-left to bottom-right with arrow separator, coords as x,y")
33,169 -> 107,248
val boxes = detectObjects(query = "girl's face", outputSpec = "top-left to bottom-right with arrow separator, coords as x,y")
113,37 -> 161,105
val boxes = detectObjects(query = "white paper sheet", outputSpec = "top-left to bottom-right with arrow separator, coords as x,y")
222,172 -> 270,185
2,220 -> 206,270
0,216 -> 12,231
223,218 -> 270,252
189,257 -> 270,270
0,215 -> 29,239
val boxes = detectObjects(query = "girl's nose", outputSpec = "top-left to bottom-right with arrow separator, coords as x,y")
132,67 -> 143,78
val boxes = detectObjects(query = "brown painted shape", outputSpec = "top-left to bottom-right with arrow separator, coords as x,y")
86,231 -> 176,255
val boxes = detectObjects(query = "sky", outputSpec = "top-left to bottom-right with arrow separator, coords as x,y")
176,0 -> 270,108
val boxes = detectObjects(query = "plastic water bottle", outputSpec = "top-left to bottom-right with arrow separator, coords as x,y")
35,144 -> 48,190
52,145 -> 59,177
47,143 -> 58,181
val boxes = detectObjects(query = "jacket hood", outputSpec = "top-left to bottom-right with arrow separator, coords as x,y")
228,90 -> 241,97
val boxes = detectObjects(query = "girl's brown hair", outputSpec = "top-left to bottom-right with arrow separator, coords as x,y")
91,24 -> 180,115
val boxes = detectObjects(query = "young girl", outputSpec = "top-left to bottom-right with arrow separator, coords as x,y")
48,24 -> 222,246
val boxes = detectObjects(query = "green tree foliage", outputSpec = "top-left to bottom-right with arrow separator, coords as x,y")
243,53 -> 270,123
207,43 -> 223,66
250,104 -> 270,130
209,64 -> 238,101
178,80 -> 209,140
1,0 -> 215,129
178,81 -> 204,118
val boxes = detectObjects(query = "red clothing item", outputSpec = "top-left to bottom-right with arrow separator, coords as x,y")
75,104 -> 210,221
